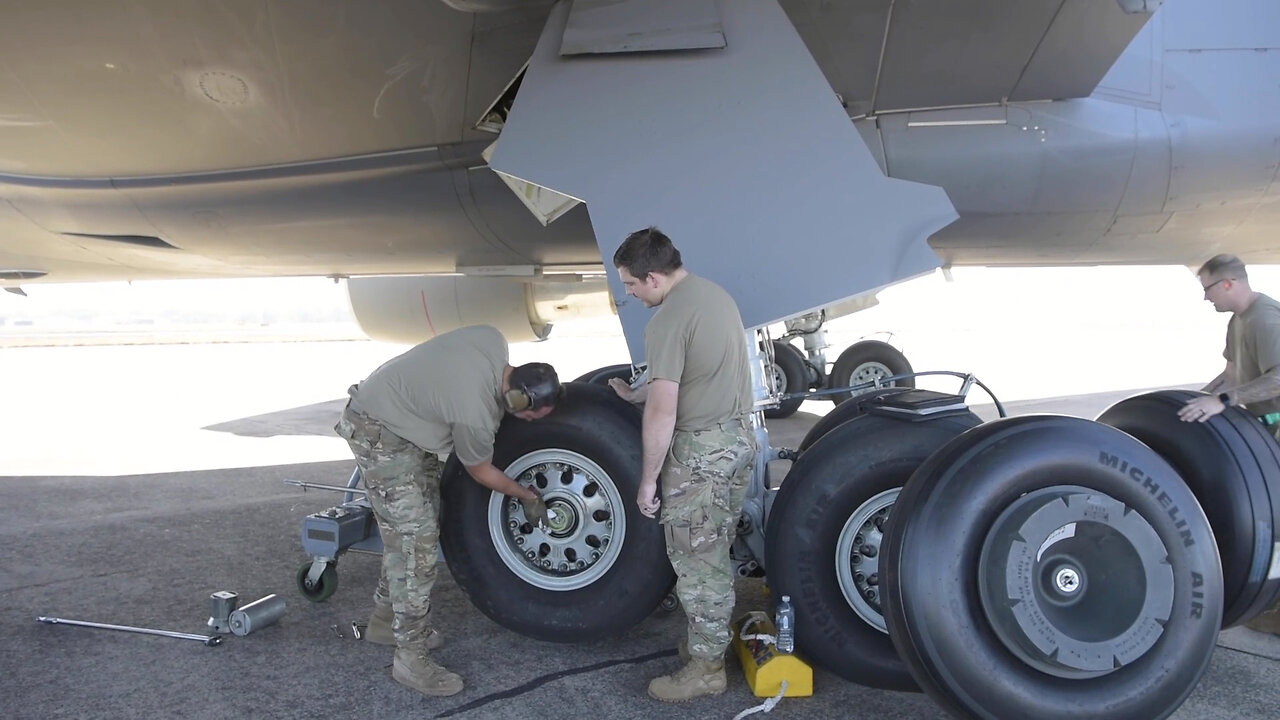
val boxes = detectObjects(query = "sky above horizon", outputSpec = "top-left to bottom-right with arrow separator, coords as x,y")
5,263 -> 1279,325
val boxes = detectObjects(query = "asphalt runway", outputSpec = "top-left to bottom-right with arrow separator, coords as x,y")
3,340 -> 1278,720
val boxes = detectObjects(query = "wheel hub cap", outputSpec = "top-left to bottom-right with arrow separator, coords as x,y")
977,487 -> 1174,678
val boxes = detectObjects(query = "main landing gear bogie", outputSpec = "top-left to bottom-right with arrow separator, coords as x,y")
766,386 -> 1258,719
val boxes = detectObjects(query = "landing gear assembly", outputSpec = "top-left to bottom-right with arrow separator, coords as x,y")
765,311 -> 916,418
289,334 -> 1277,719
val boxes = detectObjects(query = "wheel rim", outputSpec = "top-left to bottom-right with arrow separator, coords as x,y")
489,449 -> 627,591
836,488 -> 898,633
977,486 -> 1174,679
770,362 -> 789,394
850,361 -> 894,385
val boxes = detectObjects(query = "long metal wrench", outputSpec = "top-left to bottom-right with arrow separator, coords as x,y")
38,616 -> 223,646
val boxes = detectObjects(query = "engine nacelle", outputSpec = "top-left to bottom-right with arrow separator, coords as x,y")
346,275 -> 613,344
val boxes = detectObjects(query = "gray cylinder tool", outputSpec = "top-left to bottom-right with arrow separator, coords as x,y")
207,591 -> 239,634
229,594 -> 286,636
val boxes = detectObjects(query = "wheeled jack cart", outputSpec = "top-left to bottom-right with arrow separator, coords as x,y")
286,469 -> 383,602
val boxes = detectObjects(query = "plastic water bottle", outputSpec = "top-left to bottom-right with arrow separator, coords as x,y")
775,594 -> 795,654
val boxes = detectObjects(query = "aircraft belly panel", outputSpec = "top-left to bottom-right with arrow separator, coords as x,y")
1163,0 -> 1280,51
881,100 -> 1140,217
1114,108 -> 1173,218
1162,50 -> 1280,212
490,0 -> 956,358
0,1 -> 477,177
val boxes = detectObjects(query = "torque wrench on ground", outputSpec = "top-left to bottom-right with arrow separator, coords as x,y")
38,616 -> 223,646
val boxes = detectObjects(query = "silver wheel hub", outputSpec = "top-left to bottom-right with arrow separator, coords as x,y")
835,487 -> 899,634
851,361 -> 894,385
770,362 -> 789,393
488,449 -> 626,591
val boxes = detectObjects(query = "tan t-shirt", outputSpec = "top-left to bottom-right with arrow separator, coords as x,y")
351,325 -> 507,465
645,274 -> 753,432
1225,293 -> 1280,417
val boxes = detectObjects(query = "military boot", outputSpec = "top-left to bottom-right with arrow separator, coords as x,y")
365,605 -> 442,649
1245,602 -> 1280,635
392,647 -> 464,697
647,658 -> 727,702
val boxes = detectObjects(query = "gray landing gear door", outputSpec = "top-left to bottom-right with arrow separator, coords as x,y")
489,0 -> 958,358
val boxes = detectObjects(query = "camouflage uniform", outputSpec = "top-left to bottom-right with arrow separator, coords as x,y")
661,417 -> 757,660
335,391 -> 442,649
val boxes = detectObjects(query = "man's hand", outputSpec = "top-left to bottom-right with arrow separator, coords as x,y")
609,377 -> 636,403
636,478 -> 660,518
1178,395 -> 1226,423
521,491 -> 550,526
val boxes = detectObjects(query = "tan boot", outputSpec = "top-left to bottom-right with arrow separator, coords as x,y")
1245,601 -> 1280,635
392,647 -> 464,697
647,658 -> 727,702
365,605 -> 442,649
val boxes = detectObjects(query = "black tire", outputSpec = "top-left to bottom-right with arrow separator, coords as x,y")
1097,390 -> 1280,627
440,382 -> 673,642
572,363 -> 633,386
797,387 -> 912,452
764,341 -> 807,419
828,340 -> 914,404
766,412 -> 982,691
296,561 -> 338,603
883,416 -> 1223,720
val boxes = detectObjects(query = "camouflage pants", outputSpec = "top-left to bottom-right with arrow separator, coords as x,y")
660,419 -> 757,661
335,402 -> 443,650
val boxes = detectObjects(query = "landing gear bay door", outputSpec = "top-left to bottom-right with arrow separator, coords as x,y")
489,0 -> 957,357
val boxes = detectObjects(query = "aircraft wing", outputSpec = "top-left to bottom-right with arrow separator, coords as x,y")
0,0 -> 1175,346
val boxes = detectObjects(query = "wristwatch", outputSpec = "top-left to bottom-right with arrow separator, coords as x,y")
1218,392 -> 1232,406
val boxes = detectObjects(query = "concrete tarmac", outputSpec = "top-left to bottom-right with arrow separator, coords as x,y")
3,341 -> 1279,720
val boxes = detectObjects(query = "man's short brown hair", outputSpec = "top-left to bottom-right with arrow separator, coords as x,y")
613,227 -> 683,279
1198,254 -> 1248,281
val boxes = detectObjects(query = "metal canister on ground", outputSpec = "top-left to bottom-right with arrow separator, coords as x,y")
229,594 -> 286,636
207,591 -> 240,634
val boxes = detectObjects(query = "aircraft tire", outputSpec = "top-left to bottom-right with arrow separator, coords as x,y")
764,412 -> 981,691
1097,390 -> 1280,627
797,386 -> 912,452
765,341 -> 807,419
440,382 -> 673,642
572,363 -> 633,385
828,340 -> 914,404
883,415 -> 1223,720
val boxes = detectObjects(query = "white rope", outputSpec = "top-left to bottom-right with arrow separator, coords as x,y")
731,680 -> 788,720
730,613 -> 789,720
738,615 -> 777,648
